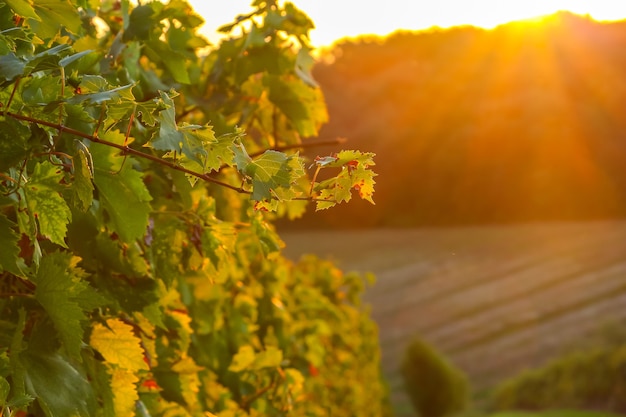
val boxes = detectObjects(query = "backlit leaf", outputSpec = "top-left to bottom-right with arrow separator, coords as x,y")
31,0 -> 81,38
23,161 -> 71,247
90,319 -> 149,371
246,150 -> 296,201
71,149 -> 94,211
228,345 -> 255,373
151,92 -> 208,164
109,368 -> 139,416
264,75 -> 328,137
5,0 -> 39,20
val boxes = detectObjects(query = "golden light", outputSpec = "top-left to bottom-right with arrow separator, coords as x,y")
187,0 -> 626,47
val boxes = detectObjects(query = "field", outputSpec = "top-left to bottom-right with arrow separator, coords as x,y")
280,221 -> 626,416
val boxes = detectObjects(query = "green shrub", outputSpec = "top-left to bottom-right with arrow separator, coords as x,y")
401,337 -> 469,417
490,345 -> 626,413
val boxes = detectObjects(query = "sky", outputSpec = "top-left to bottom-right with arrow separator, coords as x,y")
187,0 -> 626,48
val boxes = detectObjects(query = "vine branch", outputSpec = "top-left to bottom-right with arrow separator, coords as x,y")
4,111 -> 248,193
3,111 -> 337,204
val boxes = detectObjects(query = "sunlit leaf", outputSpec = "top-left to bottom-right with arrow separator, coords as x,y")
109,368 -> 139,416
90,319 -> 149,371
23,161 -> 72,247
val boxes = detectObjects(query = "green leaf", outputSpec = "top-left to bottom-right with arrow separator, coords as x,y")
0,119 -> 31,170
0,213 -> 23,276
0,53 -> 25,83
5,0 -> 39,20
151,92 -> 208,164
31,0 -> 81,38
23,161 -> 72,247
245,150 -> 296,201
264,75 -> 328,137
24,44 -> 71,74
123,3 -> 159,41
32,252 -> 88,359
0,376 -> 9,405
91,132 -> 152,243
58,49 -> 93,68
146,40 -> 190,84
71,148 -> 94,211
21,350 -> 94,416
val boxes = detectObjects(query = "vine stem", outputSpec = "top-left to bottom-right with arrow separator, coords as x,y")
5,111 -> 248,193
4,111 -> 337,205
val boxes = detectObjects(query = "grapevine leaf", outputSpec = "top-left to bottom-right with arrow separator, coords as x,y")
71,149 -> 94,211
5,0 -> 39,20
91,135 -> 152,243
90,319 -> 149,371
245,150 -> 294,201
123,3 -> 159,41
58,49 -> 93,68
31,0 -> 81,38
314,151 -> 377,209
146,40 -> 190,84
151,92 -> 208,164
23,161 -> 72,247
21,351 -> 95,416
231,140 -> 252,171
206,132 -> 236,172
228,345 -> 256,372
0,53 -> 25,84
109,368 -> 139,416
161,123 -> 217,182
24,44 -> 71,74
264,75 -> 328,137
252,347 -> 283,370
0,213 -> 24,276
0,119 -> 31,171
32,252 -> 88,359
68,82 -> 133,105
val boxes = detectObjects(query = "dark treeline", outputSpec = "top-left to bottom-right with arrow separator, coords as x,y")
282,12 -> 626,229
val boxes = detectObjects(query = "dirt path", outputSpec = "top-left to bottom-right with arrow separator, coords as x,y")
281,221 -> 626,415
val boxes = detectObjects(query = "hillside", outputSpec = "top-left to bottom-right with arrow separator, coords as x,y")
281,221 -> 626,415
286,12 -> 626,228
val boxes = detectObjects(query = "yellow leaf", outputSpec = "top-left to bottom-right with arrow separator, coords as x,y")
110,368 -> 139,416
90,318 -> 149,371
228,345 -> 255,372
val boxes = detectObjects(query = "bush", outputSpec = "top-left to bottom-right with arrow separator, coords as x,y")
401,337 -> 469,417
489,345 -> 626,413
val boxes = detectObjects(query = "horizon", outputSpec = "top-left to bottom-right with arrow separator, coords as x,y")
188,1 -> 626,48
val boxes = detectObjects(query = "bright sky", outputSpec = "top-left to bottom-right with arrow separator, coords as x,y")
187,0 -> 626,48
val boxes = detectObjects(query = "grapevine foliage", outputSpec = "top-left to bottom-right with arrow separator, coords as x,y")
0,1 -> 385,416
